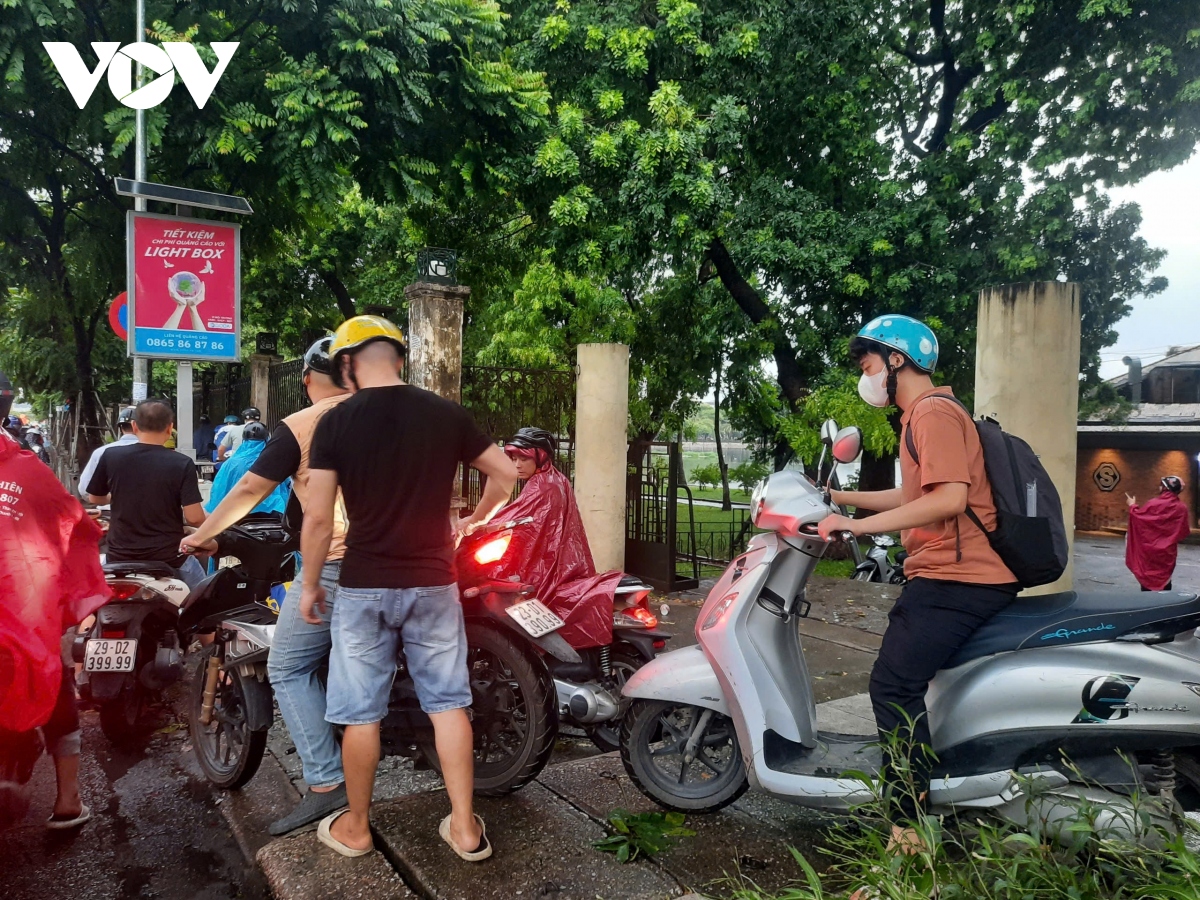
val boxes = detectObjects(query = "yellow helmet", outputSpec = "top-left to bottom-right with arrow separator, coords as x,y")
329,316 -> 407,384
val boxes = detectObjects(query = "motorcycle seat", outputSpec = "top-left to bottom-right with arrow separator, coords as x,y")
945,589 -> 1200,668
103,560 -> 177,579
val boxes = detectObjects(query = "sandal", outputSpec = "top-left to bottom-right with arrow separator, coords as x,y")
439,813 -> 492,862
316,809 -> 373,857
47,804 -> 90,830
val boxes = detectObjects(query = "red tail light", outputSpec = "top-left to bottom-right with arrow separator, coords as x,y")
101,627 -> 126,639
108,581 -> 142,600
614,606 -> 658,629
473,534 -> 511,565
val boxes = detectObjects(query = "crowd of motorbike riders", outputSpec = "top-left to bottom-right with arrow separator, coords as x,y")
1,313 -> 1194,881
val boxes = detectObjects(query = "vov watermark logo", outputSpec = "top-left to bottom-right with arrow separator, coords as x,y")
42,41 -> 239,110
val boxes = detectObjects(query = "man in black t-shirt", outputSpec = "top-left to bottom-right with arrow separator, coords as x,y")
86,399 -> 207,589
301,316 -> 517,861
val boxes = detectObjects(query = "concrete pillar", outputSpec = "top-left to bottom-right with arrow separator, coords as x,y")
175,361 -> 195,460
248,353 -> 277,421
406,281 -> 470,510
975,282 -> 1081,594
574,343 -> 630,572
405,282 -> 470,402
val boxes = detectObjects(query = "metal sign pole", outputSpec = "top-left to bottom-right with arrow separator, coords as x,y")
131,0 -> 148,401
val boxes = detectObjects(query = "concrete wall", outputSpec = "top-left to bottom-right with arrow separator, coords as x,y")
574,343 -> 630,572
1076,447 -> 1197,531
975,282 -> 1081,593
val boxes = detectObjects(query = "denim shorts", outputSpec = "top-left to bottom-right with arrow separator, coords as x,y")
325,584 -> 471,726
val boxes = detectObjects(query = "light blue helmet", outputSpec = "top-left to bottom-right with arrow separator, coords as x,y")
856,314 -> 938,373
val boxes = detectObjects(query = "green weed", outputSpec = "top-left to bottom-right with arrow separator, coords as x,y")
593,808 -> 696,863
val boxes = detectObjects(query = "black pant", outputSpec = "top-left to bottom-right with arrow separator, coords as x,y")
870,577 -> 1016,821
1141,582 -> 1172,592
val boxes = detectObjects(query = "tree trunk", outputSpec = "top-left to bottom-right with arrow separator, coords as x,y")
319,269 -> 357,319
714,359 -> 732,511
70,315 -> 104,468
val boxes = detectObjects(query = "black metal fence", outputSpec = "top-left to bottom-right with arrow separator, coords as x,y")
625,441 -> 700,592
459,366 -> 577,508
678,507 -> 754,568
193,367 -> 250,425
267,358 -> 307,429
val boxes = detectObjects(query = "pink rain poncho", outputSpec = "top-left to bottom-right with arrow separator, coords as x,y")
1126,489 -> 1192,592
499,464 -> 621,649
0,433 -> 109,731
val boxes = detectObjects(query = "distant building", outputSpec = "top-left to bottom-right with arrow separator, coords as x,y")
1077,346 -> 1200,533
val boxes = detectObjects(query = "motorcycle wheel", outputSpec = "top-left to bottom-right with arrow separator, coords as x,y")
99,684 -> 144,747
852,568 -> 875,582
584,650 -> 644,753
189,648 -> 269,790
419,623 -> 556,796
1173,751 -> 1200,817
621,699 -> 748,813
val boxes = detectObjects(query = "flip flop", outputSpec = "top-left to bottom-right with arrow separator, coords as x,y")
47,804 -> 90,830
439,813 -> 492,862
316,809 -> 373,857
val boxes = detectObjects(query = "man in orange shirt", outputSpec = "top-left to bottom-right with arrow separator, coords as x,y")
819,315 -> 1018,849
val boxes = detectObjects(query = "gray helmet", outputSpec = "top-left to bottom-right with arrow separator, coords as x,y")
118,406 -> 136,425
242,421 -> 269,442
242,407 -> 261,421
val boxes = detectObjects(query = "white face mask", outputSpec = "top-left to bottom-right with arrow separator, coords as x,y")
857,368 -> 891,408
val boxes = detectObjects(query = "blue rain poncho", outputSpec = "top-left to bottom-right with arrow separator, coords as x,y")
205,438 -> 291,515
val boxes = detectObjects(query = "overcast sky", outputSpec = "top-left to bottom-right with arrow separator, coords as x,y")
1098,154 -> 1200,380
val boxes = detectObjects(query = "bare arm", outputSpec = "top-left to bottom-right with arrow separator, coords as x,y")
183,472 -> 280,549
821,482 -> 968,540
301,469 -> 338,588
831,487 -> 903,512
457,444 -> 518,533
182,503 -> 207,527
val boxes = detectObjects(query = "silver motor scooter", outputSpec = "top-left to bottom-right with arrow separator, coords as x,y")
620,424 -> 1200,837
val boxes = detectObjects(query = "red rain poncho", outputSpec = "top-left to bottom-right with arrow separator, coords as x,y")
499,464 -> 621,649
1126,490 -> 1192,592
0,433 -> 108,731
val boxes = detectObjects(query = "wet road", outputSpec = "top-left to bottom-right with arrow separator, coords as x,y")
2,685 -> 266,900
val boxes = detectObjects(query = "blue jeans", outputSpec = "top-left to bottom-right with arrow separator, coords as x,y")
325,584 -> 470,726
174,555 -> 207,591
266,561 -> 344,789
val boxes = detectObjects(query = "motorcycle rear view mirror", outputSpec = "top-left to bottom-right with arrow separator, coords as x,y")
831,426 -> 863,464
820,419 -> 838,446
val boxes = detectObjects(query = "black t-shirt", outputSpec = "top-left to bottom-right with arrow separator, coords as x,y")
86,443 -> 202,567
250,424 -> 302,483
309,385 -> 493,588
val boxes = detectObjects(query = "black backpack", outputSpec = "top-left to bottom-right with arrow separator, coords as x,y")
905,395 -> 1068,589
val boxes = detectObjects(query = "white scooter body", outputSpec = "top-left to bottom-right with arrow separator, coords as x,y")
623,468 -> 1200,827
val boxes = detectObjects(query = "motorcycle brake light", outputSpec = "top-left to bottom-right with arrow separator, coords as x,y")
614,606 -> 658,629
100,627 -> 126,639
473,534 -> 511,565
108,581 -> 142,601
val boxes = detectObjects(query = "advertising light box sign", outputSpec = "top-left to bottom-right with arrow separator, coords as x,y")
127,211 -> 241,361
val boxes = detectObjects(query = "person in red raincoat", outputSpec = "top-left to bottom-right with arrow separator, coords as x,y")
1126,476 -> 1192,592
0,426 -> 109,829
495,428 -> 621,649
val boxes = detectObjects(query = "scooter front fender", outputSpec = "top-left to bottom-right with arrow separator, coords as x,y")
621,644 -> 730,716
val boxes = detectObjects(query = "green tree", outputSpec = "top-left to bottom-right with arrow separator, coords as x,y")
516,0 -> 1196,458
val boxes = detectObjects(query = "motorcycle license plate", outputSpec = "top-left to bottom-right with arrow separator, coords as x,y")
505,599 -> 564,638
84,639 -> 137,673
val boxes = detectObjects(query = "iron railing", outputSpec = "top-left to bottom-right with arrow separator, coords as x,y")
267,358 -> 307,429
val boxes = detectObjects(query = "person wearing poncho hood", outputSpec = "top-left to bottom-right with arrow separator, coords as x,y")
0,423 -> 109,829
1126,476 -> 1192,592
498,427 -> 622,649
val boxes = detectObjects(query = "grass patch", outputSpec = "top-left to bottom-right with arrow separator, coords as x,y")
686,487 -> 753,504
